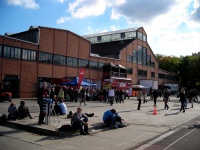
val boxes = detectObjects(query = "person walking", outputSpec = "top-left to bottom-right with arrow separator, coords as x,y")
108,87 -> 115,106
179,88 -> 186,112
137,89 -> 143,110
152,89 -> 158,106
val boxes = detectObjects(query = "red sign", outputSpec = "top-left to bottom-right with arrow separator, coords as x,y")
78,68 -> 85,88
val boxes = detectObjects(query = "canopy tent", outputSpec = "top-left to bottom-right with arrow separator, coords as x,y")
62,77 -> 96,87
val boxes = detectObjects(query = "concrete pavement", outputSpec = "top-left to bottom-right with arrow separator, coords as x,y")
0,96 -> 200,150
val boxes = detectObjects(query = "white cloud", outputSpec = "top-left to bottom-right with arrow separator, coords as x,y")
56,16 -> 71,24
6,0 -> 39,9
56,0 -> 65,3
110,9 -> 122,20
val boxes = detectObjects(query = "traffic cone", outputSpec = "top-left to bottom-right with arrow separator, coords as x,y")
153,106 -> 157,115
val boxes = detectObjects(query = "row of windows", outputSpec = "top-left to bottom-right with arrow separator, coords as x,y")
0,45 -> 104,70
159,73 -> 177,80
127,48 -> 154,67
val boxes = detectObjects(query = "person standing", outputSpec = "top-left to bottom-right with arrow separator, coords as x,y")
143,89 -> 147,103
79,88 -> 87,106
179,88 -> 186,112
108,87 -> 115,106
137,89 -> 143,110
163,89 -> 170,110
152,89 -> 158,106
37,81 -> 49,125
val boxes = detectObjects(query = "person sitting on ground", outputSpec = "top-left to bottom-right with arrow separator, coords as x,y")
103,109 -> 125,128
51,101 -> 62,115
67,110 -> 94,118
59,99 -> 67,115
18,101 -> 32,119
8,102 -> 18,120
71,107 -> 89,135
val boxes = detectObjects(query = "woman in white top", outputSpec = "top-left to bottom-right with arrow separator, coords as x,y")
108,87 -> 115,106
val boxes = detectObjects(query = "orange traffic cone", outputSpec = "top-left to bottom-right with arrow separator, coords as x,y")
153,106 -> 157,115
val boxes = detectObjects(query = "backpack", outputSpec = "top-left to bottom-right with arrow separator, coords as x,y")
58,124 -> 72,132
0,114 -> 8,125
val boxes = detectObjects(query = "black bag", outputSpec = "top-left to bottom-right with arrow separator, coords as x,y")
0,114 -> 8,125
58,124 -> 72,132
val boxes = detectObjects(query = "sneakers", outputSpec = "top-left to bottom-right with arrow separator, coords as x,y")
114,124 -> 118,129
80,132 -> 87,135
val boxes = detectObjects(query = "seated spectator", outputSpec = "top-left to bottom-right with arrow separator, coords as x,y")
8,102 -> 18,120
59,99 -> 67,115
71,107 -> 89,135
18,101 -> 32,119
103,109 -> 125,128
52,101 -> 62,115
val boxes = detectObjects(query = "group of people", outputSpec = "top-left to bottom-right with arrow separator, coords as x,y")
8,101 -> 32,120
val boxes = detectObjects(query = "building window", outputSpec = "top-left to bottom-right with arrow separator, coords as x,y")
138,32 -> 143,40
151,72 -> 155,78
138,69 -> 147,77
22,49 -> 36,61
142,47 -> 147,66
133,50 -> 137,63
151,62 -> 155,68
38,52 -> 52,63
127,68 -> 133,74
143,34 -> 147,42
127,55 -> 133,62
53,54 -> 66,66
125,31 -> 136,39
147,55 -> 151,66
137,46 -> 142,64
5,46 -> 21,59
0,45 -> 2,57
90,61 -> 98,70
98,62 -> 104,70
111,33 -> 120,41
79,59 -> 89,68
67,57 -> 78,67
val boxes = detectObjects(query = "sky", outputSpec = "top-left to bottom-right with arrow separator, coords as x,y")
0,0 -> 199,57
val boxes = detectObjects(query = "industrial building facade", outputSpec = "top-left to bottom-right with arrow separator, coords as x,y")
0,26 -> 177,98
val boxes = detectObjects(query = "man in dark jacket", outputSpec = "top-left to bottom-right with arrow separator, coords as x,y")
71,107 -> 89,135
18,101 -> 32,119
152,89 -> 158,106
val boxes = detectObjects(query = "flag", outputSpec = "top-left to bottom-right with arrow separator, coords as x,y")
78,68 -> 85,88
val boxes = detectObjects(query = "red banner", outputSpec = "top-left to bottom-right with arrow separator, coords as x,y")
78,68 -> 85,88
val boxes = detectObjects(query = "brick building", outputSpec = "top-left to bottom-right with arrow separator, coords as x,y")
0,26 -> 177,98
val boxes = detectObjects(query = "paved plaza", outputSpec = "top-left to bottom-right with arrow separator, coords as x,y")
0,96 -> 200,150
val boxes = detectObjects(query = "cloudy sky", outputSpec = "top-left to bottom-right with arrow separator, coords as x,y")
0,0 -> 199,57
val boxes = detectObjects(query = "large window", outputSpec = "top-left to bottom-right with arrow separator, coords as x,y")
0,45 -> 2,57
38,52 -> 52,63
4,46 -> 21,59
127,68 -> 133,74
90,61 -> 98,70
22,49 -> 36,61
151,62 -> 155,68
147,55 -> 151,66
127,55 -> 133,62
79,59 -> 89,68
98,62 -> 104,70
137,46 -> 142,64
138,69 -> 147,77
67,57 -> 78,67
151,72 -> 155,78
143,34 -> 147,42
138,32 -> 143,40
53,54 -> 66,66
142,48 -> 147,66
125,31 -> 136,39
133,50 -> 137,63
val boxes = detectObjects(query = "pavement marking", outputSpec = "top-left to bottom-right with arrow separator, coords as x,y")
163,127 -> 197,150
134,130 -> 175,150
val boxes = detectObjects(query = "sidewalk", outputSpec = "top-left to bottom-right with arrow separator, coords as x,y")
1,96 -> 200,137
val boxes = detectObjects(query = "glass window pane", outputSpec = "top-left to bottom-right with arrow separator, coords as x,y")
0,45 -> 2,57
